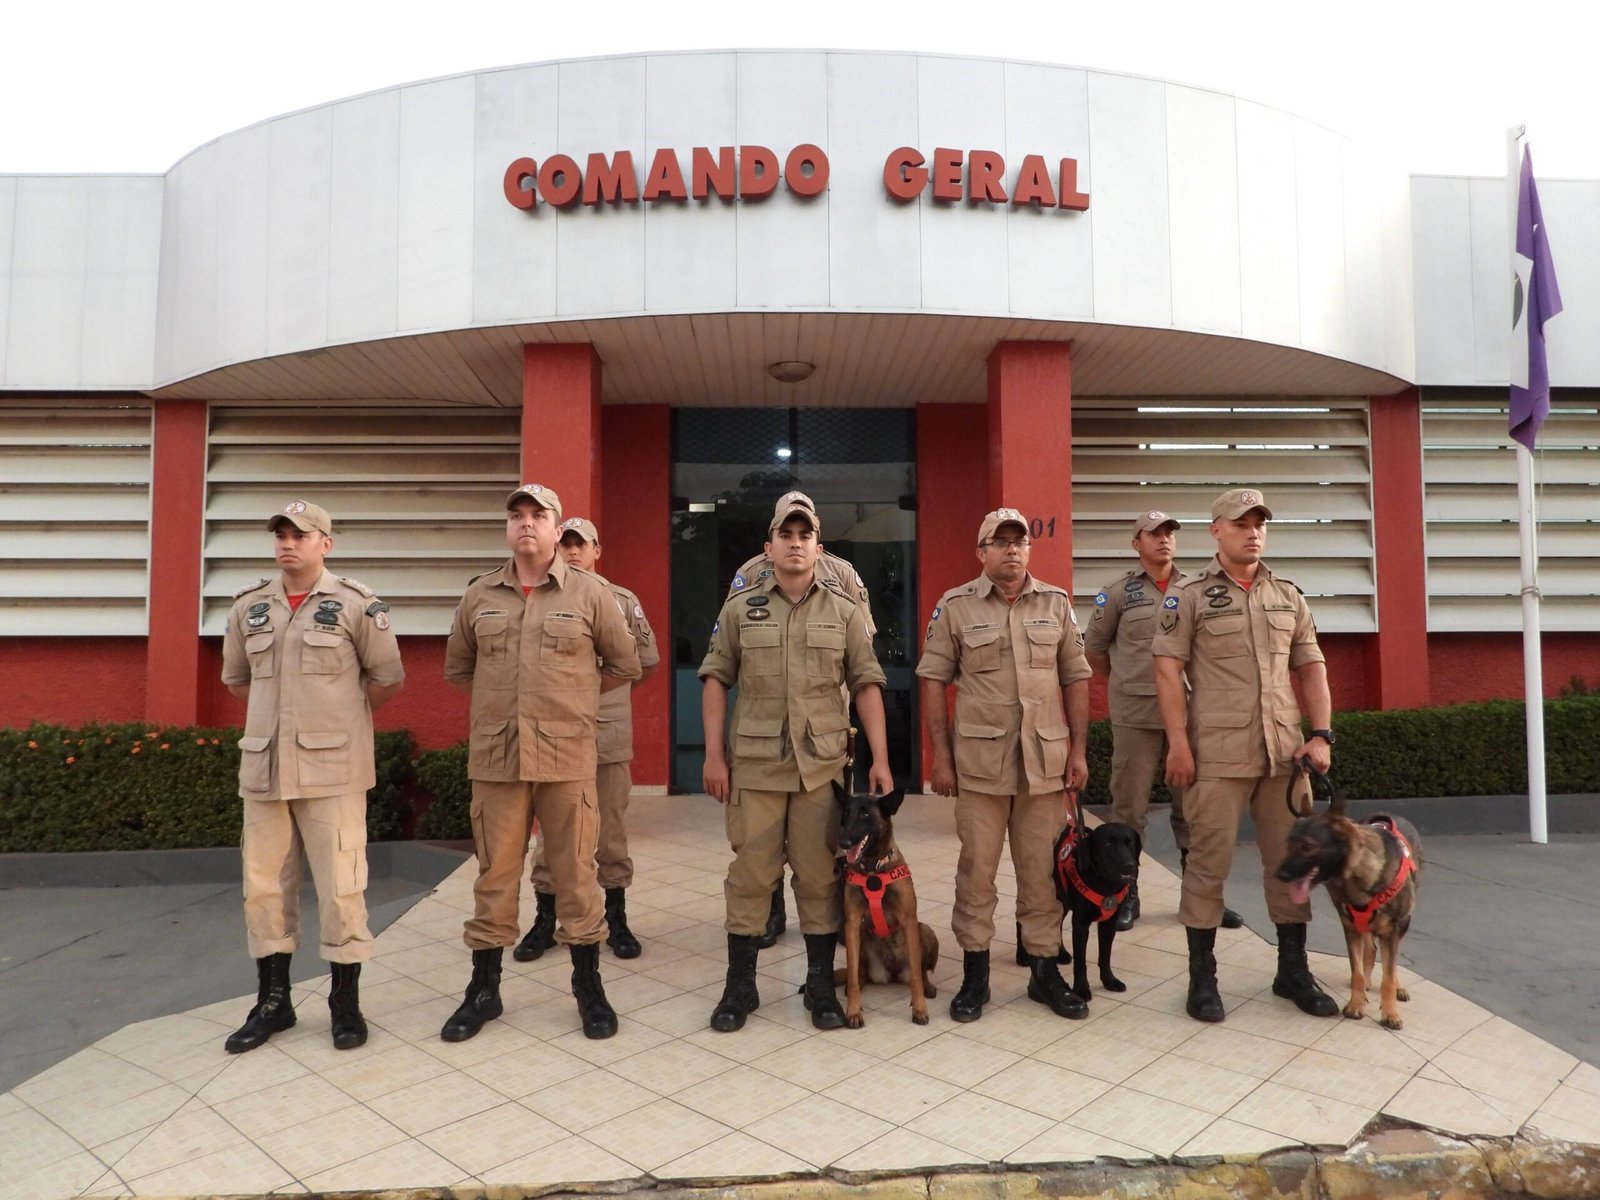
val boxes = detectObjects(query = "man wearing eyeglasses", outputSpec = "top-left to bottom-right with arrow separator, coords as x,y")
918,508 -> 1092,1024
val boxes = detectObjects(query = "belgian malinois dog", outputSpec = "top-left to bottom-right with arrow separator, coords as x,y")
833,783 -> 939,1028
1276,763 -> 1424,1029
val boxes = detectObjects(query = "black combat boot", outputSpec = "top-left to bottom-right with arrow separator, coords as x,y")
1015,922 -> 1069,966
603,887 -> 642,959
441,948 -> 504,1041
1113,881 -> 1140,931
328,962 -> 368,1050
1272,923 -> 1339,1017
800,932 -> 846,1030
756,884 -> 787,949
710,934 -> 762,1032
1027,952 -> 1089,1019
570,942 -> 618,1039
225,952 -> 296,1053
512,891 -> 558,962
1185,926 -> 1225,1022
1179,849 -> 1244,930
950,949 -> 991,1023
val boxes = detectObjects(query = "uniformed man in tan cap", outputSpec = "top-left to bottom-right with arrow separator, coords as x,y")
1152,487 -> 1339,1024
441,484 -> 642,1042
918,507 -> 1092,1023
220,500 -> 404,1053
700,501 -> 892,1033
514,516 -> 659,962
1084,511 -> 1243,932
726,490 -> 876,947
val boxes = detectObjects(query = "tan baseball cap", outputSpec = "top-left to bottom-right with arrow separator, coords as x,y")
558,516 -> 599,543
773,490 -> 816,514
267,500 -> 333,536
505,482 -> 563,519
1132,509 -> 1181,535
769,504 -> 820,537
1211,487 -> 1273,520
978,507 -> 1029,545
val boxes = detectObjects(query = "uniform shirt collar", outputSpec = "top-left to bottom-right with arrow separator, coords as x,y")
974,571 -> 1038,599
1204,555 -> 1274,582
271,568 -> 339,599
759,571 -> 818,602
493,554 -> 567,590
1137,565 -> 1182,586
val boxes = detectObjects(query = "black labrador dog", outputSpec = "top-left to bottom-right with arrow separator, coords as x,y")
1053,820 -> 1141,1002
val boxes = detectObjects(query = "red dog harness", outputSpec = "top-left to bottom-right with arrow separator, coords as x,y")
1052,812 -> 1128,923
845,863 -> 912,937
1343,817 -> 1417,934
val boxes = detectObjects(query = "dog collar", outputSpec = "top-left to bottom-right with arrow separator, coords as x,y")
846,863 -> 912,938
1343,817 -> 1417,935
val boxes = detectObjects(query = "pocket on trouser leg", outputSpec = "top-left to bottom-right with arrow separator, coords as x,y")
335,825 -> 369,896
724,789 -> 745,852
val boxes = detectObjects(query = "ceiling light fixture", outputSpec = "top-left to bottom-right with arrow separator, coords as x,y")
767,360 -> 815,383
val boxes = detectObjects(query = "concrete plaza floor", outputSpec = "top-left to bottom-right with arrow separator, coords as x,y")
1,795 -> 1597,1198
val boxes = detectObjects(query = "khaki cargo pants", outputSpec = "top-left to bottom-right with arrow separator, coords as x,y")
242,792 -> 372,963
1109,724 -> 1190,849
530,760 -> 633,892
1180,772 -> 1313,929
953,788 -> 1067,956
724,782 -> 841,936
465,779 -> 603,949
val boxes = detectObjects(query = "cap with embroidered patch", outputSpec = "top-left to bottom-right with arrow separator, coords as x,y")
267,500 -> 333,536
558,516 -> 599,544
1132,510 -> 1181,535
978,507 -> 1029,546
505,483 -> 563,519
1211,488 -> 1273,521
769,504 -> 821,537
773,490 -> 816,514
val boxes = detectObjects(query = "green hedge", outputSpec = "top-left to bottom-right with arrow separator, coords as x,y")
1082,695 -> 1600,806
0,723 -> 414,853
4,698 -> 1597,852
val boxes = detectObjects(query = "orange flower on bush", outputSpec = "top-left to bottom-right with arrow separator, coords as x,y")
211,738 -> 221,745
195,737 -> 206,745
130,745 -> 142,755
27,740 -> 38,749
65,756 -> 76,764
160,743 -> 170,750
146,731 -> 160,739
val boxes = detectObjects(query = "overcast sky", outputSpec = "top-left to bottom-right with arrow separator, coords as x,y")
1,0 -> 1591,179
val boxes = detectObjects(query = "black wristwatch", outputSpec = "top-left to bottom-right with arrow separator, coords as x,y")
1309,728 -> 1336,746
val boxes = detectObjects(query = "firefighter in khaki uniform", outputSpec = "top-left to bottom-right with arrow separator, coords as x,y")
1152,487 -> 1339,1024
220,500 -> 404,1054
441,485 -> 641,1043
725,490 -> 875,947
1084,511 -> 1244,932
918,508 -> 1092,1024
699,502 -> 892,1033
516,517 -> 659,962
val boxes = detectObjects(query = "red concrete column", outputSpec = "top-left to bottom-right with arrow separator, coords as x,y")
1367,389 -> 1431,709
916,403 -> 989,785
987,340 -> 1075,590
601,405 -> 671,788
146,400 -> 208,725
522,343 -> 602,516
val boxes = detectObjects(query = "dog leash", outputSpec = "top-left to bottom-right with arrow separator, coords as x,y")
1285,757 -> 1335,818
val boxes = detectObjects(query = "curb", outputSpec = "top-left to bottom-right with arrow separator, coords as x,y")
146,1127 -> 1600,1199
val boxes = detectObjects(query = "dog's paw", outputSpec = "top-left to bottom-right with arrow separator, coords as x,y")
1342,1001 -> 1366,1021
1379,1011 -> 1404,1030
1100,972 -> 1126,993
1395,986 -> 1410,1003
845,1011 -> 865,1030
911,1008 -> 929,1025
924,982 -> 938,999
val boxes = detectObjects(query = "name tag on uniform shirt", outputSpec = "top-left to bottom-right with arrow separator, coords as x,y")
474,609 -> 508,620
1022,618 -> 1060,628
962,622 -> 999,633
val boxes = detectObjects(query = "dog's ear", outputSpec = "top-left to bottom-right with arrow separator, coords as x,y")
878,787 -> 905,817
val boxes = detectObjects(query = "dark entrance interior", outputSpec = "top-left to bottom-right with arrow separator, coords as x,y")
668,408 -> 917,793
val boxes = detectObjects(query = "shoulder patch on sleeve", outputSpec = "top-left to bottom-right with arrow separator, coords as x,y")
365,600 -> 390,617
233,577 -> 271,599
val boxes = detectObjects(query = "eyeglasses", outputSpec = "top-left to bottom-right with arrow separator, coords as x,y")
984,538 -> 1030,550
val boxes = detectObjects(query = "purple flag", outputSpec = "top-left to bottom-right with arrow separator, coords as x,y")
1510,146 -> 1563,451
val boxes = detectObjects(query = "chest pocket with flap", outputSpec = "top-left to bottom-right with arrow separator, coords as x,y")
300,629 -> 348,675
245,630 -> 277,679
961,627 -> 1002,673
741,623 -> 783,676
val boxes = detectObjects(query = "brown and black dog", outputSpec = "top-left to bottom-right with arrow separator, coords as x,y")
833,783 -> 939,1028
1276,766 -> 1424,1030
1052,819 -> 1141,1003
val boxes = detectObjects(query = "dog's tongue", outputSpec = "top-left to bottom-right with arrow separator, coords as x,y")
1288,871 -> 1318,906
843,837 -> 866,866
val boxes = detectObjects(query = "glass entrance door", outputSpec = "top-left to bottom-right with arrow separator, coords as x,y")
669,409 -> 917,793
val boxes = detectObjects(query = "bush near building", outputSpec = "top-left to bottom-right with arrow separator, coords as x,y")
3,698 -> 1597,852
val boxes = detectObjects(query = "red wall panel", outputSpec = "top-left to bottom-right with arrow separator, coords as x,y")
0,639 -> 147,727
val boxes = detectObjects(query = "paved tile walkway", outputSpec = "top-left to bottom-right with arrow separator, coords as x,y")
3,795 -> 1597,1198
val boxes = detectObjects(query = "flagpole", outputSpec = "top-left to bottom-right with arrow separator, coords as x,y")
1508,125 -> 1548,845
